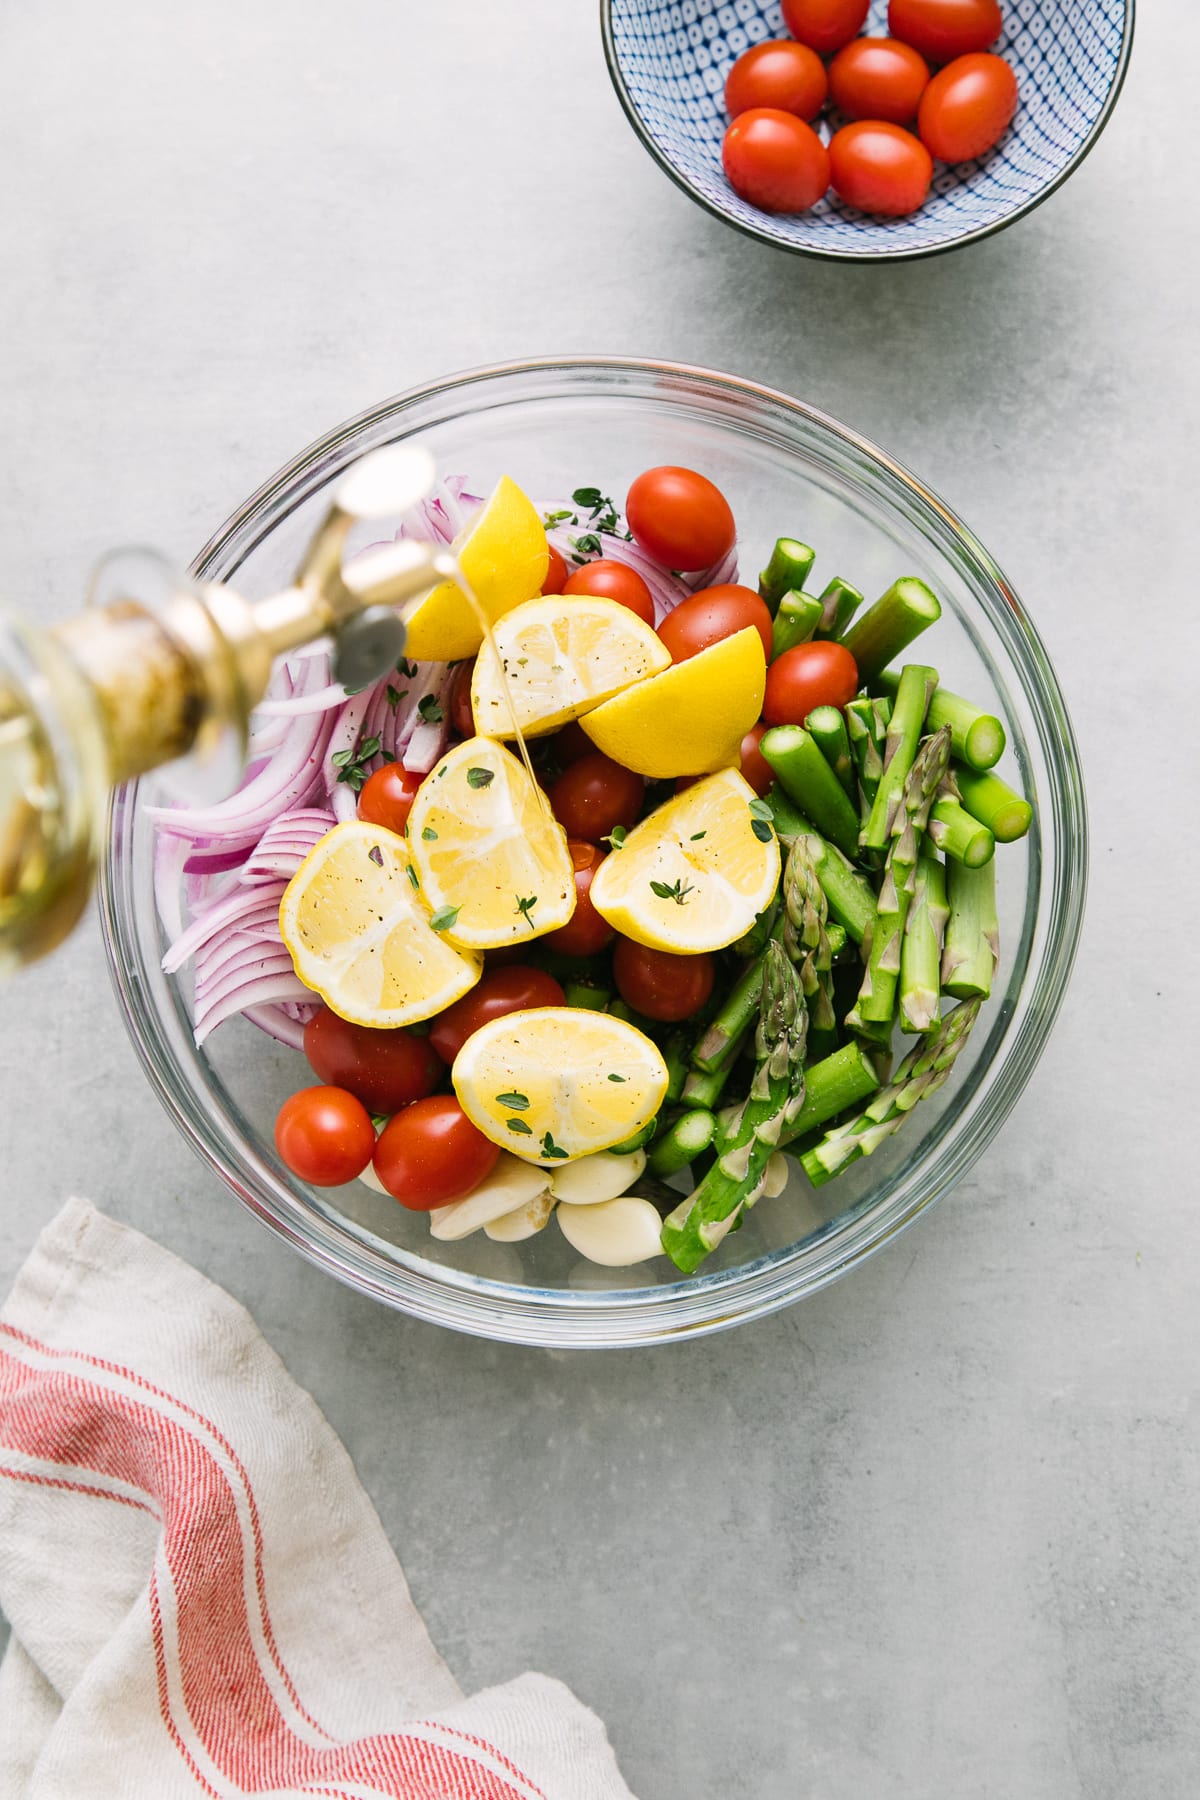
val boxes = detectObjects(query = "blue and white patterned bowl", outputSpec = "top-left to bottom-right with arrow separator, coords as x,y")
602,0 -> 1134,260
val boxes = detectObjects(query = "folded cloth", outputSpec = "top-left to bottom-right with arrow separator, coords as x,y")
0,1200 -> 636,1800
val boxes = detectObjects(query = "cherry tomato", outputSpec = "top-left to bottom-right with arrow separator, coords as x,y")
762,641 -> 860,727
657,585 -> 773,666
274,1086 -> 375,1187
542,543 -> 569,595
722,109 -> 830,215
373,1096 -> 499,1210
612,940 -> 715,1024
625,467 -> 736,573
429,965 -> 566,1064
781,0 -> 869,55
447,661 -> 475,738
725,40 -> 828,122
550,719 -> 597,767
543,842 -> 616,956
548,752 -> 644,843
829,37 -> 931,124
562,558 -> 656,627
888,0 -> 1001,61
357,763 -> 423,834
829,120 -> 933,216
739,722 -> 775,797
303,1007 -> 443,1114
918,53 -> 1017,162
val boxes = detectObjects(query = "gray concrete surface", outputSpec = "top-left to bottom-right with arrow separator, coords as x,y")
1,2 -> 1196,1794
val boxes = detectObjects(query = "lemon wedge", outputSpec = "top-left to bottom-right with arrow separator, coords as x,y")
580,626 -> 766,777
451,1008 -> 668,1164
406,736 -> 575,949
587,767 -> 780,953
470,594 -> 670,738
278,821 -> 481,1026
403,476 -> 549,662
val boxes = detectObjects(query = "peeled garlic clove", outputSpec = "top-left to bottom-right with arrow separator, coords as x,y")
359,1159 -> 390,1195
556,1195 -> 663,1267
484,1189 -> 555,1242
548,1149 -> 646,1207
430,1152 -> 551,1241
762,1151 -> 789,1199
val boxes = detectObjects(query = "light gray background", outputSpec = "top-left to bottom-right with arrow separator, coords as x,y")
1,3 -> 1196,1795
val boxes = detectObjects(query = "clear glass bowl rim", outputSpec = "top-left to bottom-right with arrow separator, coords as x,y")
99,354 -> 1088,1347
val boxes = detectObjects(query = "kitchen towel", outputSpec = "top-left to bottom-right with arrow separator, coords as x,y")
0,1199 -> 636,1799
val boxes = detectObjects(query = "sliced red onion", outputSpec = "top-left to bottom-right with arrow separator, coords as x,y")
194,973 -> 316,1046
195,949 -> 298,1018
241,1004 -> 310,1051
239,808 -> 335,884
162,880 -> 288,975
183,846 -> 251,877
401,666 -> 452,773
255,683 -> 350,717
281,999 -> 319,1023
331,784 -> 359,824
153,832 -> 192,945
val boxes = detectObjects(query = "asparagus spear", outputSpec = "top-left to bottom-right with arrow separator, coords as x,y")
663,1031 -> 690,1103
661,943 -> 808,1273
841,578 -> 942,686
780,1042 -> 880,1145
761,809 -> 877,944
850,725 -> 951,1027
760,724 -> 862,858
800,999 -> 982,1187
873,669 -> 1006,771
758,539 -> 816,614
771,591 -> 824,659
732,896 -> 780,957
693,953 -> 767,1072
781,833 -> 836,1035
845,694 -> 891,821
954,766 -> 1033,843
564,977 -> 612,1011
814,576 -> 864,640
647,1109 -> 717,1177
806,705 -> 856,799
763,783 -> 806,844
681,1052 -> 744,1112
941,857 -> 1000,1000
899,849 -> 949,1033
861,664 -> 937,854
928,794 -> 995,867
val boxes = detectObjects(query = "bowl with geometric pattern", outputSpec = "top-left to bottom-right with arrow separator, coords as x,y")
601,0 -> 1134,260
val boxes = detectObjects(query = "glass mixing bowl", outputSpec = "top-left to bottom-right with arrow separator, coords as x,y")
100,358 -> 1087,1346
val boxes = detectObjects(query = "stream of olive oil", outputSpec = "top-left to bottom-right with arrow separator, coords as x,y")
439,559 -> 550,815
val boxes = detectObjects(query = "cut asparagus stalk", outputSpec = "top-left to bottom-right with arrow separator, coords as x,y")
850,726 -> 951,1026
763,783 -> 806,844
760,724 -> 861,858
780,1041 -> 880,1145
765,812 -> 877,944
941,858 -> 1000,999
873,669 -> 1005,770
954,766 -> 1033,843
928,795 -> 995,867
771,590 -> 824,659
899,849 -> 949,1033
732,896 -> 780,957
781,833 -> 836,1035
662,944 -> 807,1273
647,1108 -> 717,1178
861,664 -> 937,854
758,539 -> 816,615
681,1051 -> 743,1112
564,977 -> 612,1011
814,576 -> 864,640
841,578 -> 942,686
608,1116 -> 660,1155
805,704 -> 855,799
800,999 -> 982,1187
693,954 -> 768,1073
663,1031 -> 690,1104
845,694 -> 891,819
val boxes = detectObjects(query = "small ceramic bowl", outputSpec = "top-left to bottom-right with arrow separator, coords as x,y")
602,0 -> 1134,260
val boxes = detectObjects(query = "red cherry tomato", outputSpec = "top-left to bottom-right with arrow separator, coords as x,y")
829,37 -> 931,124
888,0 -> 1001,61
542,543 -> 569,595
613,940 -> 715,1024
543,842 -> 616,956
725,40 -> 828,121
657,586 -> 773,666
429,965 -> 566,1065
829,120 -> 933,216
274,1086 -> 375,1187
303,1008 -> 444,1113
625,467 -> 736,573
722,109 -> 830,215
548,752 -> 644,843
739,722 -> 775,797
562,558 -> 656,627
357,763 -> 423,834
447,660 -> 475,738
373,1096 -> 499,1210
762,641 -> 860,728
918,53 -> 1017,161
549,719 -> 596,767
781,0 -> 869,54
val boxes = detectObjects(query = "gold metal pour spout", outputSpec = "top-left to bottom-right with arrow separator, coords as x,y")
0,444 -> 450,973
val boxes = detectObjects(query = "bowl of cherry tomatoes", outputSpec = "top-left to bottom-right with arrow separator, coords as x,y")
602,0 -> 1134,259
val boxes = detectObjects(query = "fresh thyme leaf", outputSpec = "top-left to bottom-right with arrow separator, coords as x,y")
748,797 -> 774,821
751,819 -> 775,843
607,1073 -> 627,1083
602,825 -> 627,850
571,487 -> 622,535
421,827 -> 438,841
396,657 -> 418,678
540,1130 -> 569,1160
515,894 -> 538,927
331,748 -> 354,767
650,878 -> 694,905
417,695 -> 444,724
406,864 -> 420,889
542,507 -> 578,528
333,734 -> 384,791
506,1117 -> 534,1135
569,532 -> 604,563
496,1091 -> 530,1110
386,685 -> 407,709
429,904 -> 460,932
572,486 -> 604,511
466,767 -> 494,789
690,830 -> 707,841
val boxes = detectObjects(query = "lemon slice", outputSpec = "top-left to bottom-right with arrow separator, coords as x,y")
278,821 -> 481,1026
406,736 -> 575,948
403,476 -> 549,662
452,1008 -> 668,1164
470,595 -> 670,738
588,767 -> 780,953
580,626 -> 766,777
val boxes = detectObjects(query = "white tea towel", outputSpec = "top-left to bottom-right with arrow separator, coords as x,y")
0,1200 -> 636,1800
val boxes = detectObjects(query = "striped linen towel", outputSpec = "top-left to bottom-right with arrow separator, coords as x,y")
0,1199 -> 635,1799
